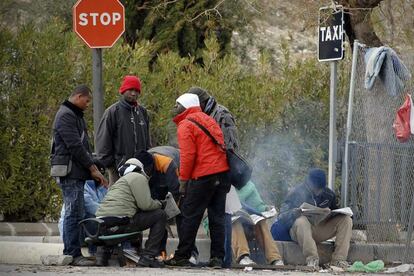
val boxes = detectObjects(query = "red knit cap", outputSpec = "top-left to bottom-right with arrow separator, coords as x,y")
119,75 -> 141,94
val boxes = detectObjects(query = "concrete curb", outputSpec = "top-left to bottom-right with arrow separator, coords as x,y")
0,223 -> 59,236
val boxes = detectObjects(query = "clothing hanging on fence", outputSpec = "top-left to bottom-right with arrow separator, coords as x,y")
393,93 -> 414,143
364,46 -> 411,96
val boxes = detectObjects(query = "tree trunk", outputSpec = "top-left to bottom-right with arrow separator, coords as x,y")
339,0 -> 384,47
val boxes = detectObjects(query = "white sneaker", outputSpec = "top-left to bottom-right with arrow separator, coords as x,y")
271,259 -> 284,266
189,252 -> 198,265
238,255 -> 256,266
306,257 -> 319,269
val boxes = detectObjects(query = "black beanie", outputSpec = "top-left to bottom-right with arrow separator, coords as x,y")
135,151 -> 155,172
187,87 -> 210,103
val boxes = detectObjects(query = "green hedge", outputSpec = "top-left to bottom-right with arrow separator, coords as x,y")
0,20 -> 349,221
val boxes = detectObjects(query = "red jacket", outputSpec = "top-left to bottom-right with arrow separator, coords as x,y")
173,107 -> 229,181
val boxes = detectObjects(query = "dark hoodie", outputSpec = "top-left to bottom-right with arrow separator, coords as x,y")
278,182 -> 338,230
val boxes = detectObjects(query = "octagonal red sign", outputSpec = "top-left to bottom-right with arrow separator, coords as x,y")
73,0 -> 125,48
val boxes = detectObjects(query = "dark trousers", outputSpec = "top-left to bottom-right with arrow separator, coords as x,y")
223,213 -> 232,267
126,209 -> 167,258
175,174 -> 227,260
58,178 -> 85,257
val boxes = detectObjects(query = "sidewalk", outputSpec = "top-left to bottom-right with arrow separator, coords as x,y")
1,222 -> 413,265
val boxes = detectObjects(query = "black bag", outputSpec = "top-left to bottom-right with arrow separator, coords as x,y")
188,119 -> 252,189
50,154 -> 72,177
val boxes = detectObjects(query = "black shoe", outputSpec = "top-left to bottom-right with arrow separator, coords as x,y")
208,257 -> 223,269
71,256 -> 96,266
137,255 -> 165,268
164,256 -> 192,267
96,247 -> 111,266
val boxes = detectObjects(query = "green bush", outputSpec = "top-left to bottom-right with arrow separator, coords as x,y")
0,20 -> 349,221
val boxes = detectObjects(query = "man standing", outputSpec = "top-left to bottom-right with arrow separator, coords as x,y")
51,84 -> 108,266
189,86 -> 238,267
275,168 -> 353,269
96,75 -> 151,185
96,158 -> 167,268
188,87 -> 239,151
165,93 -> 230,268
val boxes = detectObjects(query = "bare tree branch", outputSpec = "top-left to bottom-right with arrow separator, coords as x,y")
189,0 -> 226,22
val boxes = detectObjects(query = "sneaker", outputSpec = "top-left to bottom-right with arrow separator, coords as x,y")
271,259 -> 284,266
71,256 -> 96,266
189,251 -> 199,265
306,256 -> 319,270
208,257 -> 223,269
329,260 -> 349,269
238,255 -> 256,266
164,256 -> 192,267
137,255 -> 165,268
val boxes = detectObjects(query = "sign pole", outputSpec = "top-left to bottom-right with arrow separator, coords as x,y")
328,61 -> 337,190
92,48 -> 104,146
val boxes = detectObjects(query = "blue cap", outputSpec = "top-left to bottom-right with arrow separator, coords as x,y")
307,168 -> 326,189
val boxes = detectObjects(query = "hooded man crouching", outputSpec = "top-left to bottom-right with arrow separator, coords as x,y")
95,158 -> 167,268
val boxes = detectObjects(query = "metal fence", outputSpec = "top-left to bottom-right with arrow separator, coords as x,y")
343,41 -> 414,261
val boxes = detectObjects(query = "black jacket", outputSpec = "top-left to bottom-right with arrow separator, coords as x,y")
148,146 -> 180,201
95,99 -> 150,169
278,183 -> 338,230
51,100 -> 94,180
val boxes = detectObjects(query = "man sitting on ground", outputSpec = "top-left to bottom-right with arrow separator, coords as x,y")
232,181 -> 283,266
96,158 -> 167,268
273,168 -> 353,269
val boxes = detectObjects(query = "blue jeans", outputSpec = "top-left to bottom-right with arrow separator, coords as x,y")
58,178 -> 85,257
223,213 -> 232,267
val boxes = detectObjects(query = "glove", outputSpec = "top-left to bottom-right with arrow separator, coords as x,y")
179,180 -> 188,196
160,199 -> 167,210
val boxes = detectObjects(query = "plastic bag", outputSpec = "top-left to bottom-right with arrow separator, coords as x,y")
393,94 -> 412,142
347,260 -> 384,273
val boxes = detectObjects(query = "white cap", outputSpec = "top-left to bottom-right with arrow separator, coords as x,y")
120,158 -> 146,176
176,93 -> 200,109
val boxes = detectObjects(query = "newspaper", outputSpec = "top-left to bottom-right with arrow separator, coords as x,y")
164,192 -> 180,220
300,202 -> 353,225
232,206 -> 278,225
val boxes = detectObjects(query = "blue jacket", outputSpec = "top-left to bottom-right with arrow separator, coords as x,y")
271,183 -> 337,241
58,180 -> 107,236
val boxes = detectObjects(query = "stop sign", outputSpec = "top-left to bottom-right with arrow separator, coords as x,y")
73,0 -> 125,48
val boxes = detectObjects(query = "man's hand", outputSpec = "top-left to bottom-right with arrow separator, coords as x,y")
93,158 -> 106,175
179,180 -> 188,196
89,164 -> 109,188
160,199 -> 167,210
293,208 -> 303,217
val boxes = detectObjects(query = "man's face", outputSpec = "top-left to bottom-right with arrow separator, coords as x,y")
173,102 -> 186,116
75,94 -> 92,111
310,184 -> 323,196
122,89 -> 139,103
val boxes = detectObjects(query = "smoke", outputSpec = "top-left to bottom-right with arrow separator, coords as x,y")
243,100 -> 329,208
